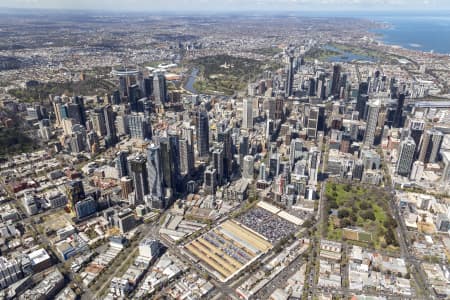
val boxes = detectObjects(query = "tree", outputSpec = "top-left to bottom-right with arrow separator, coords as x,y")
385,228 -> 398,246
338,209 -> 350,219
302,219 -> 313,228
360,210 -> 376,221
384,216 -> 397,229
350,211 -> 358,222
360,201 -> 372,210
329,200 -> 338,209
340,218 -> 352,228
344,184 -> 351,192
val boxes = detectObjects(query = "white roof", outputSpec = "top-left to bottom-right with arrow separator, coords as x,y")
277,211 -> 304,226
257,201 -> 280,214
28,248 -> 50,265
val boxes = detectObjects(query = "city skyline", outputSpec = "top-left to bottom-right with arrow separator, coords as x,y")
2,0 -> 450,12
1,3 -> 450,299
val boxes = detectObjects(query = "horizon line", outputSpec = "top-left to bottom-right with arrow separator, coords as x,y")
1,6 -> 450,15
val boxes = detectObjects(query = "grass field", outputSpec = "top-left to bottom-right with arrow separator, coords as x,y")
189,54 -> 270,95
251,47 -> 282,57
8,77 -> 116,102
304,47 -> 341,61
325,182 -> 399,250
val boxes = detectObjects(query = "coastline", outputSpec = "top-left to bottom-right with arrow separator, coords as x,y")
368,18 -> 450,55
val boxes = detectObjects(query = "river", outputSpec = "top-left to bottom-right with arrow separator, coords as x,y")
184,68 -> 199,94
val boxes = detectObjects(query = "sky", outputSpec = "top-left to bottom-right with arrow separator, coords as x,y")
1,0 -> 450,12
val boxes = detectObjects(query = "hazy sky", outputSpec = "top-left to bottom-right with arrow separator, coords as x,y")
2,0 -> 450,12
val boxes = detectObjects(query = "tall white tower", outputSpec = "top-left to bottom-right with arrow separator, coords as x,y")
242,98 -> 253,130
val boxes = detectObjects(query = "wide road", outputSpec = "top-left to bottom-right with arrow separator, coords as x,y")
380,151 -> 434,299
255,257 -> 305,298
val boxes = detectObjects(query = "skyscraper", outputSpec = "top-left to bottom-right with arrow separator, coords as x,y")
153,73 -> 167,103
212,147 -> 224,185
64,97 -> 86,127
120,176 -> 133,199
266,118 -> 275,142
159,138 -> 173,190
103,104 -> 118,147
142,76 -> 154,98
358,81 -> 369,96
204,166 -> 217,195
264,98 -> 276,120
275,97 -> 284,120
147,144 -> 164,207
128,84 -> 141,112
243,155 -> 254,180
179,139 -> 191,176
128,154 -> 148,206
396,137 -> 416,177
308,148 -> 320,185
115,151 -> 129,178
393,93 -> 405,128
259,163 -> 267,181
196,111 -> 210,158
317,74 -> 326,100
363,100 -> 380,147
169,132 -> 181,189
87,131 -> 99,153
70,125 -> 88,153
331,64 -> 341,96
286,56 -> 294,97
308,77 -> 316,97
356,94 -> 369,120
239,133 -> 249,157
408,119 -> 425,156
137,97 -> 151,114
112,90 -> 121,105
119,76 -> 127,97
289,138 -> 304,168
242,98 -> 253,129
73,96 -> 87,126
90,109 -> 106,137
75,196 -> 97,220
307,106 -> 324,139
66,180 -> 85,216
128,114 -> 152,140
418,129 -> 443,163
217,128 -> 233,179
180,127 -> 195,176
269,153 -> 280,179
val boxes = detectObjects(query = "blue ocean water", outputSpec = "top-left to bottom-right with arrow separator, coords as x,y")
293,11 -> 450,55
371,16 -> 450,55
